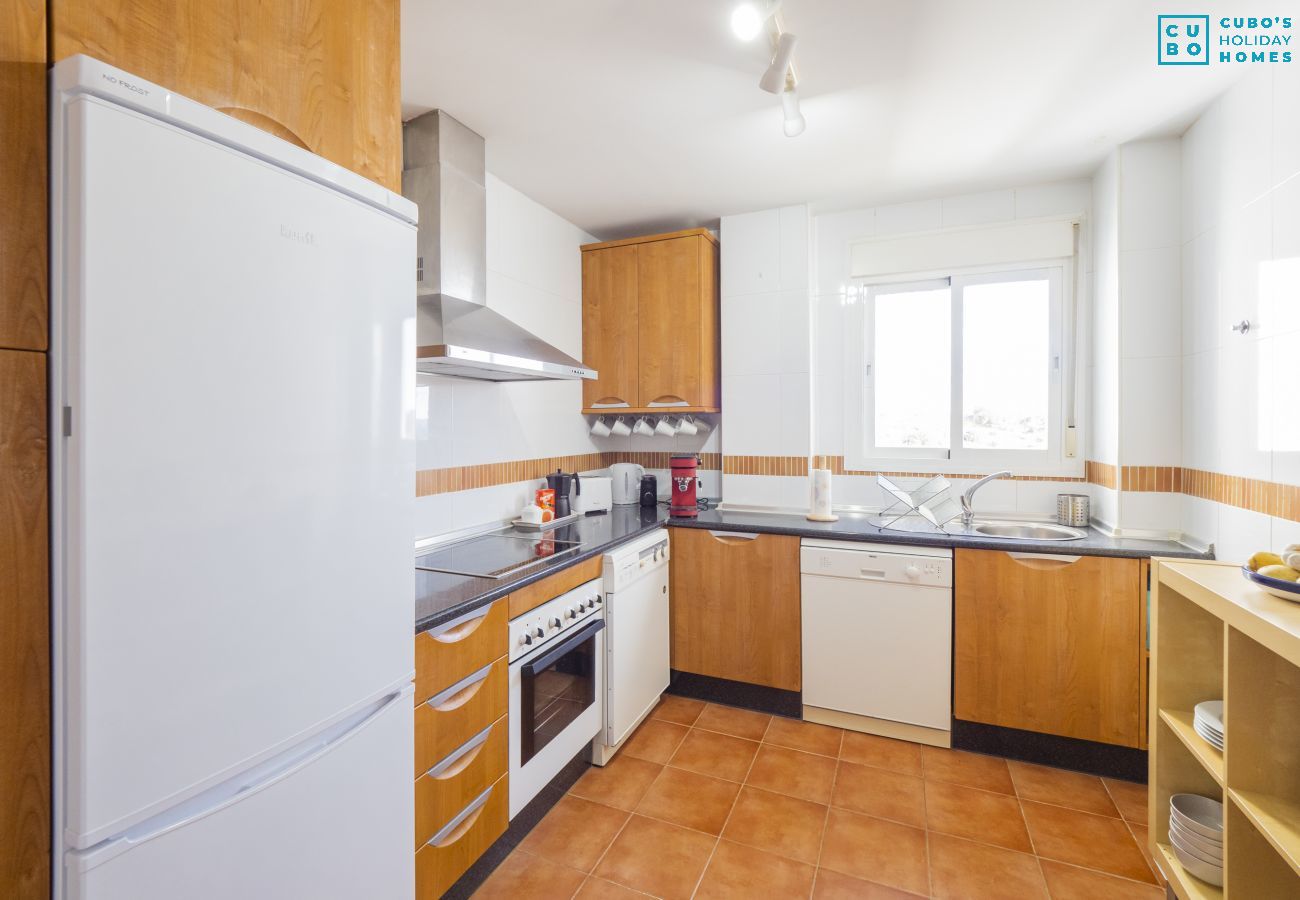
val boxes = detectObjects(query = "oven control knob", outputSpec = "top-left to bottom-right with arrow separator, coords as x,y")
549,616 -> 562,629
564,605 -> 577,620
594,594 -> 603,605
520,632 -> 533,646
533,625 -> 545,638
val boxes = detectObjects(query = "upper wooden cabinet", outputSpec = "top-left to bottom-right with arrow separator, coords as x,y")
49,0 -> 403,192
954,549 -> 1143,748
580,229 -> 720,414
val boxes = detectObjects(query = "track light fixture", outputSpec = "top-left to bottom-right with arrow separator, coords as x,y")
759,32 -> 798,93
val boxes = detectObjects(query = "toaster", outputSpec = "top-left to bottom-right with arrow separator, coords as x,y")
574,475 -> 612,514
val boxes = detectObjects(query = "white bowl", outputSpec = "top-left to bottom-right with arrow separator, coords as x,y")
1194,700 -> 1224,732
1172,839 -> 1224,886
1171,818 -> 1223,862
1170,794 -> 1224,839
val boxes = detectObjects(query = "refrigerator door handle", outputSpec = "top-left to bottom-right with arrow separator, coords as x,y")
71,684 -> 414,870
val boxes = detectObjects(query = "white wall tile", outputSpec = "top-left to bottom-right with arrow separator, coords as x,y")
1119,246 -> 1181,360
1013,181 -> 1091,220
1182,231 -> 1220,356
721,208 -> 782,296
721,373 -> 781,454
1274,66 -> 1300,185
778,205 -> 811,293
779,372 -> 811,458
874,199 -> 942,236
721,292 -> 782,377
1119,140 -> 1181,252
414,493 -> 455,540
1181,350 -> 1219,472
721,474 -> 805,510
1180,495 -> 1218,549
1216,504 -> 1272,565
814,208 -> 875,297
940,190 -> 1015,228
1092,486 -> 1119,531
1120,492 -> 1180,536
1216,334 -> 1273,480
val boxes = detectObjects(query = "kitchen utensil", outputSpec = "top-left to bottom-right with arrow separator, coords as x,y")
1169,794 -> 1223,840
575,476 -> 612,514
1241,564 -> 1300,603
640,474 -> 658,507
676,416 -> 698,436
589,417 -> 612,437
545,469 -> 582,519
610,463 -> 645,505
1171,841 -> 1223,886
610,417 -> 632,437
654,417 -> 676,436
1056,493 -> 1090,527
520,504 -> 544,525
1194,700 -> 1224,732
670,454 -> 700,517
1170,819 -> 1223,861
632,417 -> 655,437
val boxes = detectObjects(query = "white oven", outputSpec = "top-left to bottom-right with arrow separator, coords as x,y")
508,578 -> 605,818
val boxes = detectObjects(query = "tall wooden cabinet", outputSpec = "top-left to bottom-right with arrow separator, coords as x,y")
669,527 -> 801,691
49,0 -> 403,191
580,228 -> 720,414
954,549 -> 1144,748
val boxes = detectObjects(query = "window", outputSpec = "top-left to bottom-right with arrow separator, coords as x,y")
848,266 -> 1066,473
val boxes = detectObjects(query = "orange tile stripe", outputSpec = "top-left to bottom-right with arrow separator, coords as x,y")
416,451 -> 722,497
1086,461 -> 1300,523
722,455 -> 810,476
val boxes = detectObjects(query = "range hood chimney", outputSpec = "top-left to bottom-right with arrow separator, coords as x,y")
402,111 -> 596,381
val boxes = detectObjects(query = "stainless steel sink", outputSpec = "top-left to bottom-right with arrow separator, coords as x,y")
971,521 -> 1086,541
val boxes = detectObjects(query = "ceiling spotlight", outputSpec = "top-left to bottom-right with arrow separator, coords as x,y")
759,32 -> 798,93
781,89 -> 806,137
730,0 -> 782,41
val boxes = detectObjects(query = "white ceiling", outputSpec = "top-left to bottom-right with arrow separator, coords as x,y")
401,0 -> 1246,239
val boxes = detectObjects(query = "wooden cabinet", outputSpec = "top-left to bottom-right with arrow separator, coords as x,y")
580,229 -> 719,414
669,527 -> 801,691
49,0 -> 403,191
954,549 -> 1143,748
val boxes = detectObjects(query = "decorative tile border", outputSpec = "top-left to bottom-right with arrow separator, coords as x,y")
722,455 -> 810,476
1085,460 -> 1118,490
416,451 -> 722,497
1086,461 -> 1300,523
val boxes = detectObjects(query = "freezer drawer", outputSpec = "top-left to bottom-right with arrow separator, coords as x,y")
414,715 -> 508,850
66,689 -> 413,900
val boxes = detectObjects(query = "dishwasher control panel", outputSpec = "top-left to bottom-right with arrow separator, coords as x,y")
800,541 -> 953,587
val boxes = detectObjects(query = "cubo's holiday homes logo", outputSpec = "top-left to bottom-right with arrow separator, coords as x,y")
1159,14 -> 1293,65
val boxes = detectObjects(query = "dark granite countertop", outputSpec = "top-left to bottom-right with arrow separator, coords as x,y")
414,506 -> 1211,634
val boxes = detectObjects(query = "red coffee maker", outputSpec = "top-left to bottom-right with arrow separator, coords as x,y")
670,454 -> 700,517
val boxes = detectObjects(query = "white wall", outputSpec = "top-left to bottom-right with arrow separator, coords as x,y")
1179,65 -> 1300,561
1091,153 -> 1121,528
414,174 -> 600,540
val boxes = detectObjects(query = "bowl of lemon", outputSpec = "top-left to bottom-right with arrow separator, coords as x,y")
1243,547 -> 1300,603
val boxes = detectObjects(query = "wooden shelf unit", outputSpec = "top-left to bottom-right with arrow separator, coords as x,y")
1151,559 -> 1300,899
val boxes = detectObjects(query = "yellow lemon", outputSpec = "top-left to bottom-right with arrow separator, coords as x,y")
1258,564 -> 1300,582
1248,551 -> 1284,571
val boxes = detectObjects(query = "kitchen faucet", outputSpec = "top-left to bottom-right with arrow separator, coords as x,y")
960,471 -> 1012,526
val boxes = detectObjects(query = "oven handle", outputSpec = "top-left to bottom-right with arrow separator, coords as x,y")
521,618 -> 605,677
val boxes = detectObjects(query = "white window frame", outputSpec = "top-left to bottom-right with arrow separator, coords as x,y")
844,260 -> 1072,477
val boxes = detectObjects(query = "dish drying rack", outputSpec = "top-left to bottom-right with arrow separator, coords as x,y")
871,474 -> 965,534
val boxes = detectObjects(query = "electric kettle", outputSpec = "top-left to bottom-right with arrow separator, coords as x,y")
609,463 -> 644,505
545,469 -> 581,518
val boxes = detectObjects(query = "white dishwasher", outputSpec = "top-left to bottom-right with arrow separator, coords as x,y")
801,540 -> 953,747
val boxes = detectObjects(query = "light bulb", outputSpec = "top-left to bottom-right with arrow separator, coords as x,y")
730,1 -> 781,41
782,89 -> 806,137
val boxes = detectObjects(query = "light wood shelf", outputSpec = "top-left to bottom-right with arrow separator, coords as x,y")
1156,843 -> 1224,900
1152,558 -> 1300,898
1158,708 -> 1224,786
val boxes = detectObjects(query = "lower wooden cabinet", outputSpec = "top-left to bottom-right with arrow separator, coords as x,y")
954,549 -> 1143,747
669,527 -> 801,691
415,775 -> 509,899
414,656 -> 508,778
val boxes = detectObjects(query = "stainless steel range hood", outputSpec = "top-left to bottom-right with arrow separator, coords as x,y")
402,111 -> 596,382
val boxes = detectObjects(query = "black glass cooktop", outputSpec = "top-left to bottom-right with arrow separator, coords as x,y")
415,528 -> 583,579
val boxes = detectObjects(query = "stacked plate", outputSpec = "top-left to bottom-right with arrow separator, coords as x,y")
1169,793 -> 1224,887
1194,700 -> 1224,751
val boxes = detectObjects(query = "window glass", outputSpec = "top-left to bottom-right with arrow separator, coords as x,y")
873,286 -> 951,449
961,278 -> 1050,450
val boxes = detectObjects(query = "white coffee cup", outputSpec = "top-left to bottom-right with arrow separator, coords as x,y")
519,504 -> 544,524
676,416 -> 698,436
610,417 -> 632,437
654,417 -> 677,437
633,417 -> 655,437
589,417 -> 612,437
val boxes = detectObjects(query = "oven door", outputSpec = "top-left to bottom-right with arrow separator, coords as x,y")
518,618 -> 604,764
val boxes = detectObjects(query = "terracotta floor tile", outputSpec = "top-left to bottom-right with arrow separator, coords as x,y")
1021,799 -> 1157,884
573,876 -> 650,899
635,766 -> 740,835
746,744 -> 839,804
765,716 -> 844,757
812,868 -> 926,899
1009,761 -> 1119,817
819,808 -> 930,896
922,746 -> 1015,794
695,839 -> 817,900
622,719 -> 689,764
569,756 -> 664,811
1102,778 -> 1149,823
928,832 -> 1048,899
1039,859 -> 1164,900
1127,823 -> 1161,882
695,703 -> 772,741
472,850 -> 586,900
593,814 -> 717,900
518,795 -> 630,872
721,786 -> 828,864
839,731 -> 923,777
831,761 -> 926,828
650,694 -> 705,726
925,780 -> 1032,852
668,728 -> 759,782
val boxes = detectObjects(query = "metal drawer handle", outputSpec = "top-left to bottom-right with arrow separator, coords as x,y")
427,784 -> 493,848
426,663 -> 492,712
425,723 -> 493,780
430,608 -> 490,645
1007,552 -> 1081,566
708,530 -> 759,541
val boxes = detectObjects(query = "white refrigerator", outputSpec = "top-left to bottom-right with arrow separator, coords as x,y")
49,56 -> 418,900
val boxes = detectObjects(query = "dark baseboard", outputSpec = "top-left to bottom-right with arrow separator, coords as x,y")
952,719 -> 1148,783
442,748 -> 591,900
666,669 -> 802,718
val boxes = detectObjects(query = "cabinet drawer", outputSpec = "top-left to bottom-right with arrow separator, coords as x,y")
507,556 -> 603,619
415,600 -> 508,704
415,775 -> 509,900
414,657 -> 508,777
415,715 -> 508,850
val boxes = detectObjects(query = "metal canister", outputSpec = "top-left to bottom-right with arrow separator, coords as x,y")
1056,493 -> 1090,527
